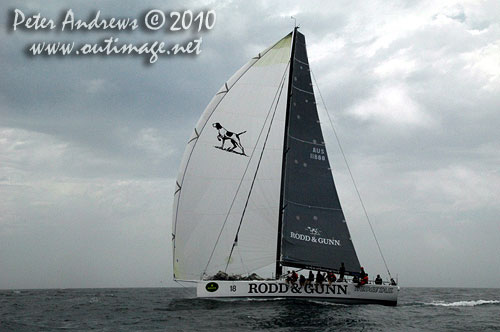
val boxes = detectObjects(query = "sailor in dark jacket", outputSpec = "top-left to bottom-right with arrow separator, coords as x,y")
338,262 -> 345,282
306,271 -> 314,285
315,271 -> 324,284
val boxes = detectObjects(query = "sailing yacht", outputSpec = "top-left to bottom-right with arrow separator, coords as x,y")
172,28 -> 399,306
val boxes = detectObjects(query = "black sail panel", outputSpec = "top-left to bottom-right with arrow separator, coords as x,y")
280,31 -> 361,274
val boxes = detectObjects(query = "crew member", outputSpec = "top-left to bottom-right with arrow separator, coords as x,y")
359,267 -> 368,286
327,272 -> 336,285
315,271 -> 324,284
338,262 -> 345,282
299,274 -> 306,288
306,271 -> 314,285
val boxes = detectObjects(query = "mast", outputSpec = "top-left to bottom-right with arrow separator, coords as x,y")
275,27 -> 298,279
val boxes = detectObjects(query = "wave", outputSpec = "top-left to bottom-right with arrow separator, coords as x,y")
239,297 -> 347,306
245,297 -> 287,302
205,297 -> 346,306
257,298 -> 345,306
425,300 -> 500,307
307,299 -> 347,306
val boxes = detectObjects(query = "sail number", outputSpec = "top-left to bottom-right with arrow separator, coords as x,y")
310,147 -> 326,161
230,285 -> 237,292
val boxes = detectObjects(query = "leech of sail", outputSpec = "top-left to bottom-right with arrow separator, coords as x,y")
311,68 -> 393,279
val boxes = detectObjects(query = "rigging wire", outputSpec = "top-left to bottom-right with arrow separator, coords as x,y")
310,69 -> 393,280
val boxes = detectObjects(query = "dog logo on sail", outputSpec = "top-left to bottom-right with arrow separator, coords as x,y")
306,227 -> 321,236
212,122 -> 247,156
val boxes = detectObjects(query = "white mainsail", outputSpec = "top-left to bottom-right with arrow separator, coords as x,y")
172,34 -> 292,280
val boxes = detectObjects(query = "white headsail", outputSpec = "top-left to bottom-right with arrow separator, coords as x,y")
172,34 -> 293,280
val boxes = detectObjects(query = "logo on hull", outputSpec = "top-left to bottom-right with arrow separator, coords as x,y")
205,282 -> 219,292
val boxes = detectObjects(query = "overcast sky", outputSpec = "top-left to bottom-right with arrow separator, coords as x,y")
1,0 -> 499,289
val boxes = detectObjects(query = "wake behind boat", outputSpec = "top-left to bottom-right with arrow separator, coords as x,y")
172,27 -> 399,306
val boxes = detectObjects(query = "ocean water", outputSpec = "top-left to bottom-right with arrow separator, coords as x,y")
1,287 -> 499,331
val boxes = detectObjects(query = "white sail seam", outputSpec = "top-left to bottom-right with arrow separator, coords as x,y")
294,57 -> 309,66
292,84 -> 314,95
288,134 -> 325,145
286,199 -> 342,211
